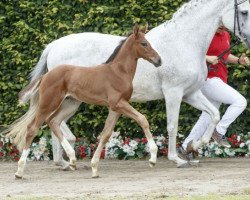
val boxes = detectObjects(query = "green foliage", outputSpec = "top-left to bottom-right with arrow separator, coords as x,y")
0,0 -> 249,142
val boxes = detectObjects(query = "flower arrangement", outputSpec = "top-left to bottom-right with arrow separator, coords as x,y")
105,132 -> 168,159
198,132 -> 250,158
0,132 -> 249,161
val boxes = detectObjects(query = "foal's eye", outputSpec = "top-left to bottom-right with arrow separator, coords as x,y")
141,42 -> 148,47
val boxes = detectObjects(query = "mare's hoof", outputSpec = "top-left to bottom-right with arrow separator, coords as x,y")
15,173 -> 23,179
69,164 -> 77,171
177,162 -> 191,168
149,161 -> 156,168
189,160 -> 200,167
92,175 -> 100,178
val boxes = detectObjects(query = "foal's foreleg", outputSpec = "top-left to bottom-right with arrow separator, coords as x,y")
114,100 -> 158,167
91,109 -> 120,178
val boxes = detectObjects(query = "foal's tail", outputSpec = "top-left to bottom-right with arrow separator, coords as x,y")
1,78 -> 42,151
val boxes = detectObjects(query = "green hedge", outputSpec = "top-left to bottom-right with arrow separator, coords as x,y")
1,0 -> 249,142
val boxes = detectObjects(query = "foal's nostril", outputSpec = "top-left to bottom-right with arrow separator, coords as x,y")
155,57 -> 162,67
158,57 -> 162,66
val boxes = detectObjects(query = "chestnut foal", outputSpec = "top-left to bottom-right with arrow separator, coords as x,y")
8,25 -> 162,178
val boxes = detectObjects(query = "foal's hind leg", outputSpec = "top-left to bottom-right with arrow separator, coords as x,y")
15,112 -> 49,179
91,109 -> 120,178
113,100 -> 158,167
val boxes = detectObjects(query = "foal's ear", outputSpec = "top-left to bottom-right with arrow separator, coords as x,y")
133,24 -> 140,38
141,23 -> 148,33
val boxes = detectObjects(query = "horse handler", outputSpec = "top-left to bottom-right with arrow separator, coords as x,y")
179,26 -> 249,159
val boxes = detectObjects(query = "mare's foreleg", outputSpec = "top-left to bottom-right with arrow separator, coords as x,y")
184,90 -> 220,149
163,88 -> 188,168
113,100 -> 158,167
91,109 -> 120,178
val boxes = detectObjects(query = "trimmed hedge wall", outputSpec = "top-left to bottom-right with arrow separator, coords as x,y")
1,0 -> 249,142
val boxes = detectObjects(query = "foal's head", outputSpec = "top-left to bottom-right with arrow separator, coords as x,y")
130,24 -> 162,67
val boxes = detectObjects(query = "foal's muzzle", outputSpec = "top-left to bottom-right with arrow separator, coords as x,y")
151,56 -> 162,67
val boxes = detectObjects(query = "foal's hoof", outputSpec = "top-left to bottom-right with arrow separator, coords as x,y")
149,161 -> 156,168
177,162 -> 191,168
69,164 -> 77,171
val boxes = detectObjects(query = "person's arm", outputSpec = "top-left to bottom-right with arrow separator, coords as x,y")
228,54 -> 250,66
206,55 -> 219,65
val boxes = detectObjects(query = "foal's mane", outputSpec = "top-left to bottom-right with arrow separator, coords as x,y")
104,33 -> 133,64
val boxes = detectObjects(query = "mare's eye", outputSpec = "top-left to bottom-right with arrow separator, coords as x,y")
141,42 -> 148,47
241,10 -> 248,15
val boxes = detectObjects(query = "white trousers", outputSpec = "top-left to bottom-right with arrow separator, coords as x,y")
182,77 -> 247,150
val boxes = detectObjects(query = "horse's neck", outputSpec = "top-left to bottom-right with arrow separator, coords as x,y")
151,0 -> 231,55
110,41 -> 138,78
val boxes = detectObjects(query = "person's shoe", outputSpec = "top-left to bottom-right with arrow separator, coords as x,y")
177,141 -> 199,163
212,130 -> 231,148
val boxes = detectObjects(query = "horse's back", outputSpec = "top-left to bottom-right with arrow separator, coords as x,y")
47,33 -> 124,69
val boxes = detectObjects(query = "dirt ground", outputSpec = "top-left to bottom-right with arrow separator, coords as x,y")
0,158 -> 249,199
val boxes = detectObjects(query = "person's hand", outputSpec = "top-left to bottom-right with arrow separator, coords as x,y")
238,53 -> 250,66
206,56 -> 219,65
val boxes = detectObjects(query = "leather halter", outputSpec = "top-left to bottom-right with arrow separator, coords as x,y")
208,0 -> 247,72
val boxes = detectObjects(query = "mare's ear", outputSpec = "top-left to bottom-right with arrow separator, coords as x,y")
133,24 -> 140,38
141,23 -> 148,33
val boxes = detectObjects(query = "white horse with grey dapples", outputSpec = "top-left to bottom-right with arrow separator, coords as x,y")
18,0 -> 250,171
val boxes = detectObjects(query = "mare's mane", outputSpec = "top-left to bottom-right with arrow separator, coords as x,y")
104,33 -> 133,64
165,0 -> 205,25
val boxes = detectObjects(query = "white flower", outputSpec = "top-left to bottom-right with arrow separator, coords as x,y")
127,150 -> 135,157
144,143 -> 150,153
156,141 -> 162,147
198,148 -> 203,155
4,137 -> 9,143
204,150 -> 209,157
215,148 -> 223,155
106,137 -> 122,149
245,140 -> 250,145
106,148 -> 118,158
122,144 -> 135,157
224,148 -> 235,157
237,135 -> 241,142
129,140 -> 138,150
239,143 -> 245,148
156,135 -> 165,141
208,142 -> 216,149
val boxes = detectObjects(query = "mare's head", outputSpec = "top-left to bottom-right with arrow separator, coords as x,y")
222,0 -> 250,48
129,24 -> 162,67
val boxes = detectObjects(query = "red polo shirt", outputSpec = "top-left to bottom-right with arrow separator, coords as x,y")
207,31 -> 230,83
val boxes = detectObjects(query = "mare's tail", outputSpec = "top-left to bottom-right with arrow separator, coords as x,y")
1,78 -> 42,151
30,42 -> 54,81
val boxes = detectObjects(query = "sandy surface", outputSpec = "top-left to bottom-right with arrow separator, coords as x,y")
0,158 -> 249,199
